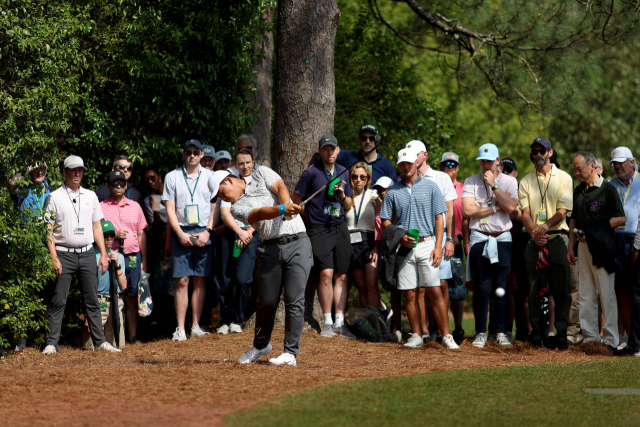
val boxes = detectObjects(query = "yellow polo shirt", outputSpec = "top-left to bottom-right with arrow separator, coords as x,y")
518,164 -> 573,237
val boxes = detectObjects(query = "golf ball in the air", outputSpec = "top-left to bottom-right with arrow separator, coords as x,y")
495,288 -> 505,297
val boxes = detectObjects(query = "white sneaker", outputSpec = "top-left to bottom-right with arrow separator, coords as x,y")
269,352 -> 297,366
14,338 -> 27,352
617,336 -> 629,350
172,327 -> 187,341
216,324 -> 230,335
404,333 -> 423,348
390,329 -> 403,343
191,324 -> 210,337
442,334 -> 460,349
42,345 -> 57,355
238,343 -> 273,364
497,333 -> 513,347
472,333 -> 487,348
229,323 -> 243,334
97,342 -> 122,352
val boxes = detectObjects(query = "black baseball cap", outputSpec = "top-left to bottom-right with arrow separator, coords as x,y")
501,158 -> 517,171
108,170 -> 127,184
359,124 -> 378,135
531,137 -> 551,149
319,135 -> 339,149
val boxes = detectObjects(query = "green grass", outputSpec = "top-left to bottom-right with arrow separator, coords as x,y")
225,359 -> 640,427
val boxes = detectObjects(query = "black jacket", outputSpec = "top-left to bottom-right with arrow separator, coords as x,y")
585,220 -> 617,274
380,224 -> 410,291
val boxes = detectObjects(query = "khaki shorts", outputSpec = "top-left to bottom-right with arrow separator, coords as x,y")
397,240 -> 440,290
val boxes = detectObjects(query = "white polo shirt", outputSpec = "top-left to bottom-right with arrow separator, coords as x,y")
423,166 -> 458,232
162,165 -> 215,227
44,185 -> 104,247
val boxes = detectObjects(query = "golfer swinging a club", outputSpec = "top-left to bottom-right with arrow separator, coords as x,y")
208,164 -> 312,366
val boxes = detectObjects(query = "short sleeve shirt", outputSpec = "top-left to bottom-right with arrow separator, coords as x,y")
95,248 -> 124,295
379,175 -> 448,237
518,165 -> 573,235
336,150 -> 397,186
100,196 -> 148,253
345,189 -> 377,232
231,166 -> 306,242
572,176 -> 625,230
609,172 -> 640,234
162,166 -> 215,227
462,172 -> 518,233
44,185 -> 104,247
293,161 -> 353,226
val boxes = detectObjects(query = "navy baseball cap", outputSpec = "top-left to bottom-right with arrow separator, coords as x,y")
183,139 -> 204,150
108,170 -> 127,184
531,137 -> 551,149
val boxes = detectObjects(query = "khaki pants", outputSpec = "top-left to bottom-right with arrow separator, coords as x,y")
577,242 -> 619,347
83,295 -> 125,350
567,262 -> 581,342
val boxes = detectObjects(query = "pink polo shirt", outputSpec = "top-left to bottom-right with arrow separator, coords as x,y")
100,196 -> 148,254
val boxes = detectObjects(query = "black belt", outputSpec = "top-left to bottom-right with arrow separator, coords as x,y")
262,232 -> 307,246
547,230 -> 568,236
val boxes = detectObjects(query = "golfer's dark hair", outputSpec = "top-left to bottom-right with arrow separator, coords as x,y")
234,147 -> 253,161
112,155 -> 130,168
573,151 -> 596,166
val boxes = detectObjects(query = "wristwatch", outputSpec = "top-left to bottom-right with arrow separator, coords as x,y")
446,237 -> 455,243
115,266 -> 122,270
492,183 -> 500,191
205,227 -> 213,234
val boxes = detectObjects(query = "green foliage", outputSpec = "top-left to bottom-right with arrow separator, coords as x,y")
334,0 -> 454,167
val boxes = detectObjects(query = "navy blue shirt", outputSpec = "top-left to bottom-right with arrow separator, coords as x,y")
336,149 -> 396,187
294,161 -> 354,226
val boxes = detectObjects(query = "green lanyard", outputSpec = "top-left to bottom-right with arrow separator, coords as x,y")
617,171 -> 638,206
182,167 -> 201,203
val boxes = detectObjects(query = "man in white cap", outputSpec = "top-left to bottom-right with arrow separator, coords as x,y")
608,146 -> 639,348
379,148 -> 459,349
209,165 -> 312,366
41,155 -> 121,354
462,144 -> 519,348
406,140 -> 457,343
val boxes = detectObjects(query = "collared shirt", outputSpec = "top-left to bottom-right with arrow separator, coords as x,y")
573,175 -> 625,230
162,165 -> 215,227
452,179 -> 463,237
293,161 -> 353,226
609,172 -> 640,234
345,189 -> 377,232
44,185 -> 104,247
95,247 -> 124,295
100,196 -> 148,254
462,172 -> 518,233
422,166 -> 458,233
519,164 -> 573,237
380,175 -> 448,237
231,166 -> 306,242
337,149 -> 396,186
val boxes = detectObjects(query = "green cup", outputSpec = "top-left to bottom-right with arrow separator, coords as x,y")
232,241 -> 243,258
408,229 -> 420,248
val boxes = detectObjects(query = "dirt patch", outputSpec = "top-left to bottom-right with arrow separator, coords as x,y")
0,331 -> 613,426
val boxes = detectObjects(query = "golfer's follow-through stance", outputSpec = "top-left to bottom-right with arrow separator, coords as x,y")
208,166 -> 313,366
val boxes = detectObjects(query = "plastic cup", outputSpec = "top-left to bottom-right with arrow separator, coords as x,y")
232,241 -> 243,258
150,194 -> 161,212
408,229 -> 420,248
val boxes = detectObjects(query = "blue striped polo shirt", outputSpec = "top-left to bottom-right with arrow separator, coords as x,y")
380,174 -> 448,237
610,172 -> 640,234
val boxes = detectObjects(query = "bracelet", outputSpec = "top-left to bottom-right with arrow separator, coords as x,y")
279,204 -> 286,215
117,271 -> 123,276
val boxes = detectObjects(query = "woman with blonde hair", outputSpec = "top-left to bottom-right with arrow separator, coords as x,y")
345,161 -> 381,308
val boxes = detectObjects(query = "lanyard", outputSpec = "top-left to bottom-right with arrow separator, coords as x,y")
536,170 -> 553,207
483,182 -> 494,207
617,171 -> 638,206
182,167 -> 201,203
353,190 -> 368,226
63,184 -> 81,226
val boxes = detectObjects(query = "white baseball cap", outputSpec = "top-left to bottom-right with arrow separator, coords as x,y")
63,155 -> 87,170
207,170 -> 231,197
406,140 -> 427,154
397,148 -> 418,165
214,150 -> 232,162
373,176 -> 394,190
610,146 -> 633,164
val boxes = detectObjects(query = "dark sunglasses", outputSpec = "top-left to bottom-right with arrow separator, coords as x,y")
360,135 -> 376,142
111,181 -> 126,188
116,164 -> 133,171
503,166 -> 514,174
185,150 -> 201,156
442,161 -> 458,168
352,174 -> 369,181
104,232 -> 115,239
531,148 -> 548,155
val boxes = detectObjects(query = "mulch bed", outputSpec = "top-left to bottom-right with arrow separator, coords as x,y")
0,331 -> 614,426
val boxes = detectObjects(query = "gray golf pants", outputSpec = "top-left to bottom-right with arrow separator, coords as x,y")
253,236 -> 313,356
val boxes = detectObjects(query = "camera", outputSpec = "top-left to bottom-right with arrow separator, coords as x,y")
573,228 -> 585,239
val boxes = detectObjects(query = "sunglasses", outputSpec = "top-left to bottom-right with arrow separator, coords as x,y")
352,174 -> 369,181
360,135 -> 376,142
185,150 -> 201,156
116,164 -> 133,171
104,232 -> 115,239
441,161 -> 458,168
531,148 -> 548,155
111,181 -> 126,188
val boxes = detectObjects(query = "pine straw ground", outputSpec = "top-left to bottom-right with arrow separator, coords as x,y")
0,331 -> 614,426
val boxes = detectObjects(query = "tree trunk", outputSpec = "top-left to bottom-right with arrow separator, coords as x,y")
249,5 -> 275,167
272,0 -> 341,190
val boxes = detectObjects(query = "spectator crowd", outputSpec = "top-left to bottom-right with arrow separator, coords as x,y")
9,126 -> 640,364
